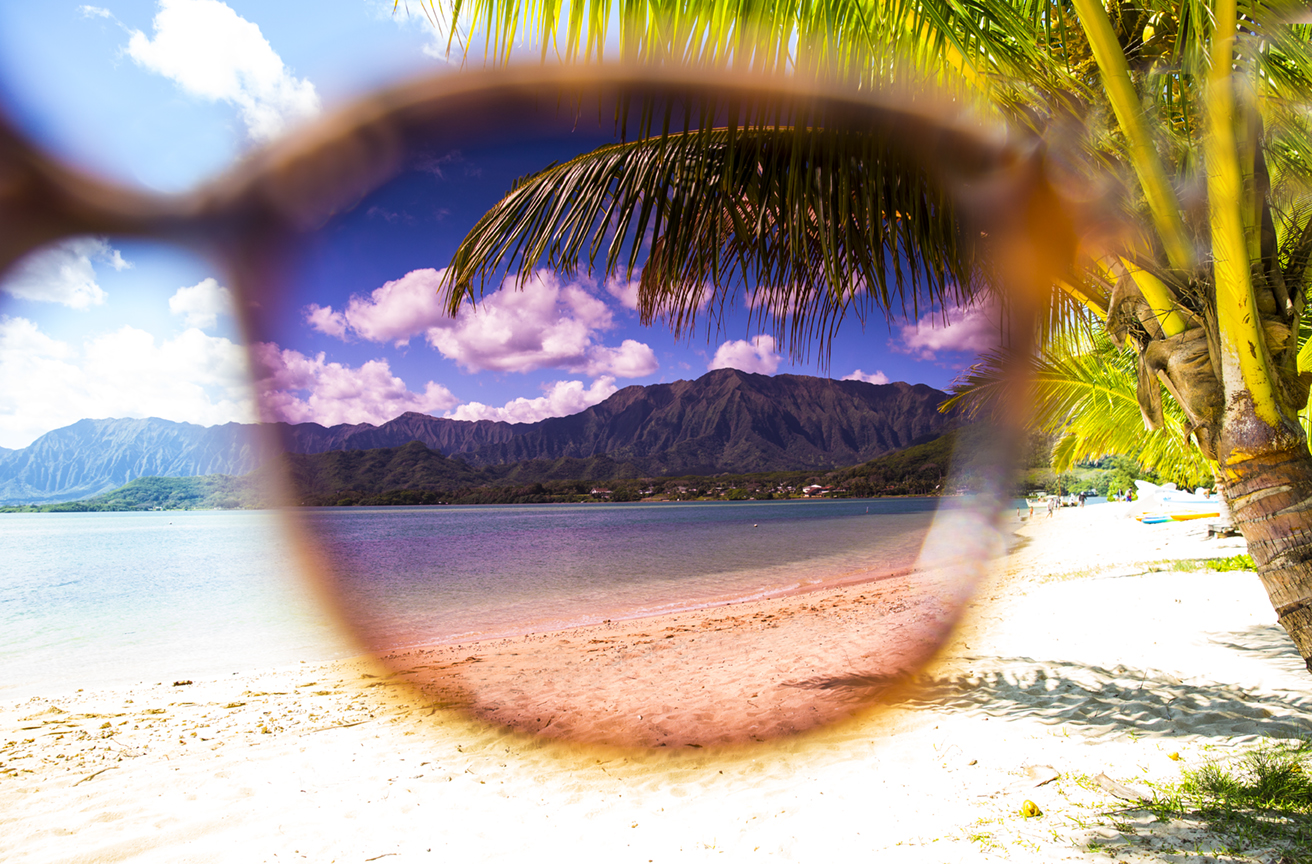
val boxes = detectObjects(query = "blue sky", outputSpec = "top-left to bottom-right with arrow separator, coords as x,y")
0,1 -> 998,450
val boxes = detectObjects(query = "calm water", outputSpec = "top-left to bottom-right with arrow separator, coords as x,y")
304,498 -> 939,649
0,510 -> 341,699
1,499 -> 943,698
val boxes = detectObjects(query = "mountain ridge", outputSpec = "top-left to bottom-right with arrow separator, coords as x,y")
277,370 -> 952,473
0,369 -> 953,504
0,418 -> 280,505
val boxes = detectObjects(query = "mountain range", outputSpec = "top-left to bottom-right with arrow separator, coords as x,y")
0,419 -> 279,505
0,369 -> 953,504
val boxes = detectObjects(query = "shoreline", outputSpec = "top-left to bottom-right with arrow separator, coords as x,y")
0,492 -> 953,514
371,561 -> 923,655
354,497 -> 1209,664
6,502 -> 1311,862
0,498 -> 934,702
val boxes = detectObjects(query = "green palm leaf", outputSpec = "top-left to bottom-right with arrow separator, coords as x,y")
434,0 -> 1073,107
945,325 -> 1213,485
444,122 -> 983,355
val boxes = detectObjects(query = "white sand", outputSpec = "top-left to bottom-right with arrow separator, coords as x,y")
3,501 -> 1309,862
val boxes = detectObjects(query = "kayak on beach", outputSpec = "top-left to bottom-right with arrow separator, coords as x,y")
1136,511 -> 1220,524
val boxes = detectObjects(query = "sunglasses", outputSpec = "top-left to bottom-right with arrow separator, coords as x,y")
1,63 -> 1076,751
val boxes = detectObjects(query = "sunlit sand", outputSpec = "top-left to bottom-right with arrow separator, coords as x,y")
3,502 -> 1308,862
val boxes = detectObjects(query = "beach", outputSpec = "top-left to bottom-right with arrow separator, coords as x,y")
4,501 -> 1310,862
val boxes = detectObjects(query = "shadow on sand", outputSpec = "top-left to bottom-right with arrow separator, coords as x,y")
786,622 -> 1312,860
784,622 -> 1312,740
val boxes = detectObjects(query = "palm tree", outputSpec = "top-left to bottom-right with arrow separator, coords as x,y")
422,0 -> 1312,670
946,320 -> 1216,488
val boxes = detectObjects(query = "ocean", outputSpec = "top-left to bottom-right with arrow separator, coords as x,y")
0,510 -> 339,700
1,498 -> 947,699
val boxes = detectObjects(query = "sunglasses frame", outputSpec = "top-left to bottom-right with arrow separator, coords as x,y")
1,62 -> 1084,747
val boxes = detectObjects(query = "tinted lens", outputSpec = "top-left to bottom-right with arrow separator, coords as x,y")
237,73 -> 1030,749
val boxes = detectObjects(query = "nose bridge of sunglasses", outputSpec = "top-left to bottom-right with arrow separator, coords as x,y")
0,118 -> 184,278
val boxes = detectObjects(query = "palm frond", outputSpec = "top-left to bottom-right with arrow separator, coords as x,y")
444,122 -> 984,358
945,325 -> 1214,484
431,0 -> 1099,130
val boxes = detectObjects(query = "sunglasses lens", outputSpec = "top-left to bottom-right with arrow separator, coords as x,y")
239,81 -> 1020,749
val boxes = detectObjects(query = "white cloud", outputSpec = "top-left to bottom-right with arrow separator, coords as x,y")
251,343 -> 458,426
2,238 -> 129,309
427,271 -> 604,372
430,272 -> 658,376
0,316 -> 73,360
311,268 -> 659,378
605,276 -> 641,311
0,315 -> 256,449
893,304 -> 999,361
168,277 -> 233,329
126,0 -> 320,142
367,0 -> 457,62
311,267 -> 450,345
447,377 -> 619,424
603,274 -> 716,316
709,335 -> 781,375
304,303 -> 348,339
581,339 -> 659,378
741,287 -> 771,310
420,39 -> 458,62
79,5 -> 114,18
843,369 -> 890,385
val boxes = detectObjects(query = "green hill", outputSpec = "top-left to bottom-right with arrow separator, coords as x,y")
0,473 -> 274,512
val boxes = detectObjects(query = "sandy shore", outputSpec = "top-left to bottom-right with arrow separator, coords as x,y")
4,502 -> 1310,862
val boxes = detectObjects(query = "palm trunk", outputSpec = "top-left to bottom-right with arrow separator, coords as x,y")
1219,412 -> 1312,672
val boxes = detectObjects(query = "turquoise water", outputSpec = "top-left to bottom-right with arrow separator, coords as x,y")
0,510 -> 341,699
1,499 -> 943,698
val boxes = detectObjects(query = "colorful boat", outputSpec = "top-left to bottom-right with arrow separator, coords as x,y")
1135,510 -> 1220,524
1132,480 -> 1221,524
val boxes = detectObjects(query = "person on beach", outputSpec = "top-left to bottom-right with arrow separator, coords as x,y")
1046,496 -> 1056,518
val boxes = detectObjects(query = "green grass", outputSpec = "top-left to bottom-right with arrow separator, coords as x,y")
1168,554 -> 1256,572
1179,740 -> 1312,811
1142,738 -> 1312,861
